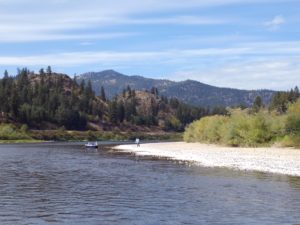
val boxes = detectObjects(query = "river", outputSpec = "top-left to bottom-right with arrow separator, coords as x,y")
0,142 -> 299,225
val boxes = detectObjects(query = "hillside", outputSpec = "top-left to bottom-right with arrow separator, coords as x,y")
76,70 -> 275,107
0,68 -> 206,132
0,69 -> 107,130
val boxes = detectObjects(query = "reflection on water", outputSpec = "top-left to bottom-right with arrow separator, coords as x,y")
0,142 -> 299,225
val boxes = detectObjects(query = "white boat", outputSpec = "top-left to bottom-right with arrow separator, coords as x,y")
85,142 -> 98,148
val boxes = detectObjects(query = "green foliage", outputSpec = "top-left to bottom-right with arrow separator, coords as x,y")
252,96 -> 263,112
223,110 -> 274,146
164,116 -> 182,132
184,115 -> 228,143
29,130 -> 182,142
269,87 -> 299,113
184,108 -> 289,147
100,86 -> 106,102
0,124 -> 32,140
46,65 -> 52,75
284,99 -> 300,147
0,68 -> 98,130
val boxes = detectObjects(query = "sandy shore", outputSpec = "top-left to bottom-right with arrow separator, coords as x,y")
114,142 -> 300,176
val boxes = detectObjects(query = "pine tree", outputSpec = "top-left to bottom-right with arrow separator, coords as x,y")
46,66 -> 52,75
117,102 -> 125,123
80,80 -> 85,93
3,70 -> 8,78
151,87 -> 159,96
109,100 -> 119,124
100,86 -> 106,102
253,96 -> 263,112
294,86 -> 299,99
10,83 -> 19,117
126,85 -> 132,97
39,68 -> 45,76
151,87 -> 155,95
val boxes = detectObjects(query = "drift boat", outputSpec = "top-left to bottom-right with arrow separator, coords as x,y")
85,142 -> 98,148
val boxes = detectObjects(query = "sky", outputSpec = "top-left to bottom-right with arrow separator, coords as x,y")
0,0 -> 299,90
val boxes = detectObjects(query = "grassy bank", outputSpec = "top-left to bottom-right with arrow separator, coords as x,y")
0,123 -> 182,143
0,139 -> 46,144
30,130 -> 182,142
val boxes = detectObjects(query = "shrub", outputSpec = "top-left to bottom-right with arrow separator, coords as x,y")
0,124 -> 32,140
284,99 -> 300,147
184,115 -> 228,143
184,108 -> 286,147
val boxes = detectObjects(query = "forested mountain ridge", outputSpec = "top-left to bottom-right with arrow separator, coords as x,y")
76,70 -> 275,107
0,68 -> 207,132
0,68 -> 106,130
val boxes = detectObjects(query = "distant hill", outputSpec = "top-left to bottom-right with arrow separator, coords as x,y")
76,70 -> 275,107
0,69 -> 204,132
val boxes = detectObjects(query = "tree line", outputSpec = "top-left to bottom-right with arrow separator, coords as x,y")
0,68 -> 103,130
0,68 -> 211,131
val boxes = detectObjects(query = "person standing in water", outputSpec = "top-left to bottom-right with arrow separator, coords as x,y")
135,138 -> 140,147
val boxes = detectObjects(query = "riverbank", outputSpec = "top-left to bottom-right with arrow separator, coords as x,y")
0,128 -> 182,143
0,139 -> 46,144
114,142 -> 300,176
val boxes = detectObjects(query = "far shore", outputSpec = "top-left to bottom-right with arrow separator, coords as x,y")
114,142 -> 300,177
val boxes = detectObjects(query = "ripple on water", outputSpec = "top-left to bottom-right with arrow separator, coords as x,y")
0,143 -> 299,225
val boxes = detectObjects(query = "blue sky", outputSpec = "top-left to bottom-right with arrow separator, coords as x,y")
0,0 -> 299,90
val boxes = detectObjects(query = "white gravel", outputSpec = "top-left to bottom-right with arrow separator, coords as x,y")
114,142 -> 300,176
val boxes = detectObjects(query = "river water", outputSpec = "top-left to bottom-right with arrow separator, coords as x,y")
0,142 -> 299,225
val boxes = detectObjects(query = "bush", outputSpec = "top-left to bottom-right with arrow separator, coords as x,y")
164,116 -> 183,132
0,124 -> 32,140
184,108 -> 286,147
184,115 -> 228,143
284,99 -> 300,147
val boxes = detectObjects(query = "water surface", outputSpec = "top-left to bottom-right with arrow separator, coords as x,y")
0,142 -> 299,225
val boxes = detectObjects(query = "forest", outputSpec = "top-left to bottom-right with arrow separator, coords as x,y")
0,68 -> 210,136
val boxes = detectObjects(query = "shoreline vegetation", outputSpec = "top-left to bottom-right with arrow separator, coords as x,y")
184,98 -> 300,148
115,142 -> 300,177
0,123 -> 182,143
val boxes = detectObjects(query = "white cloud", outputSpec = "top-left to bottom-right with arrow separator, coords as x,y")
264,15 -> 285,31
0,41 -> 299,90
121,16 -> 230,25
0,41 -> 299,65
172,58 -> 300,91
169,40 -> 300,90
0,32 -> 137,42
0,0 -> 288,42
0,48 -> 261,67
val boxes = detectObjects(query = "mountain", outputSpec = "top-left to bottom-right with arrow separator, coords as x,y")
0,69 -> 205,132
76,70 -> 275,107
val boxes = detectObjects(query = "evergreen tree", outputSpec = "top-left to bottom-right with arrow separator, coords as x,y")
117,102 -> 125,123
253,96 -> 263,112
100,86 -> 106,102
80,80 -> 85,93
10,83 -> 19,117
270,91 -> 293,113
151,87 -> 159,96
86,80 -> 93,97
122,88 -> 126,98
294,86 -> 299,100
3,70 -> 8,78
39,68 -> 45,76
109,100 -> 119,124
46,66 -> 52,75
126,85 -> 132,97
151,87 -> 155,95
